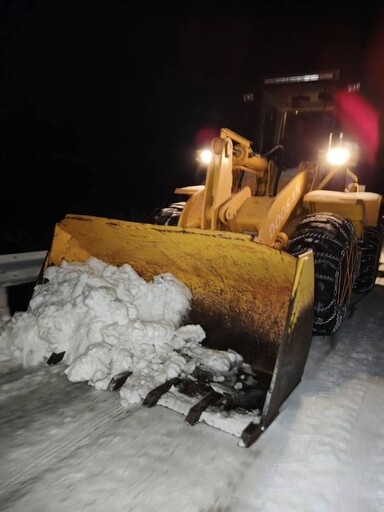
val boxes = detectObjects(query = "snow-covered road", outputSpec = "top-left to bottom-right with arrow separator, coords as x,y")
1,272 -> 384,511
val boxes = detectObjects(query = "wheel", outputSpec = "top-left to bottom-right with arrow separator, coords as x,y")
353,226 -> 383,293
153,202 -> 185,226
286,212 -> 358,335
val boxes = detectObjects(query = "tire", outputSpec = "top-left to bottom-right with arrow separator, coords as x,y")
353,226 -> 383,293
153,202 -> 185,226
286,212 -> 358,335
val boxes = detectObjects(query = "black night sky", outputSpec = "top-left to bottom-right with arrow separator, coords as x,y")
2,0 -> 384,253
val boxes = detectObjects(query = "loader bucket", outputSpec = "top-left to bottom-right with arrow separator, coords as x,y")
43,214 -> 314,446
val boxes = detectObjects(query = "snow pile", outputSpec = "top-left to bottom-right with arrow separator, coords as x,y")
0,257 -> 243,406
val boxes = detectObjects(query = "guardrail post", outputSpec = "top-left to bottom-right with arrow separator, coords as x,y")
0,286 -> 11,323
0,250 -> 47,324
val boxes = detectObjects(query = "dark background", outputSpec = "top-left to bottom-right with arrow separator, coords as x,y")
2,0 -> 384,253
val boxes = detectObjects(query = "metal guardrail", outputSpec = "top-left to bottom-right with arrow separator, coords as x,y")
0,251 -> 47,287
0,251 -> 47,321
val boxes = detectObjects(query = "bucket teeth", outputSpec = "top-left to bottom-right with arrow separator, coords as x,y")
141,368 -> 269,432
240,409 -> 280,448
142,377 -> 181,407
185,391 -> 223,426
46,352 -> 65,365
108,371 -> 133,391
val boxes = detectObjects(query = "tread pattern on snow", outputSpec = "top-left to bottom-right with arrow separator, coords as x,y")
0,370 -> 133,503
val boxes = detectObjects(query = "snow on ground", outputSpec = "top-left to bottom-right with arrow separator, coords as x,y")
0,254 -> 384,511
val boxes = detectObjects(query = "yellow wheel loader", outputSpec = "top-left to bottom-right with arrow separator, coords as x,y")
39,72 -> 383,447
155,72 -> 384,337
155,126 -> 383,336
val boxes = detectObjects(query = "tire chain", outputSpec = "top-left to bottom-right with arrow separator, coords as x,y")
286,213 -> 357,335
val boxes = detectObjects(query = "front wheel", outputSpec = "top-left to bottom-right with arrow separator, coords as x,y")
286,213 -> 358,335
153,202 -> 185,226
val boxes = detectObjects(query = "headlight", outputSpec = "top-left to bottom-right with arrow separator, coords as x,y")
324,133 -> 359,167
196,149 -> 213,165
326,147 -> 351,166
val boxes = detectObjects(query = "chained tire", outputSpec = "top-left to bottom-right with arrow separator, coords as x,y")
153,202 -> 185,226
353,226 -> 383,293
286,212 -> 358,336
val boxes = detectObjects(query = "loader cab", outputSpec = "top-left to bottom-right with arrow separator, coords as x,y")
280,110 -> 335,168
258,71 -> 343,168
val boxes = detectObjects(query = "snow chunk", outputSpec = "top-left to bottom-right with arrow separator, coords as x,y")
0,257 -> 247,416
